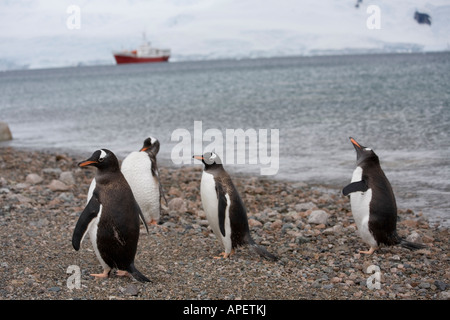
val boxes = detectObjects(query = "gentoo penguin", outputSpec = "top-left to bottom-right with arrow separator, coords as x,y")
121,136 -> 166,225
343,137 -> 425,255
72,149 -> 150,282
193,152 -> 278,261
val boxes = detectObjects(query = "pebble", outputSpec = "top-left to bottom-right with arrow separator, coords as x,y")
434,280 -> 447,291
123,284 -> 139,296
59,171 -> 75,185
168,197 -> 187,213
48,179 -> 70,192
295,202 -> 315,211
26,173 -> 43,185
307,210 -> 329,225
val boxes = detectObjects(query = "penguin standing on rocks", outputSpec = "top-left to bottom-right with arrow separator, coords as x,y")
193,152 -> 278,261
72,149 -> 150,282
343,137 -> 425,255
121,136 -> 166,225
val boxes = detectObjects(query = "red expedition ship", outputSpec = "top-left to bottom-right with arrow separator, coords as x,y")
113,34 -> 170,64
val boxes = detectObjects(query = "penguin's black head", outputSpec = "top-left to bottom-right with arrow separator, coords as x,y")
140,136 -> 160,155
193,152 -> 223,168
78,149 -> 119,171
349,137 -> 378,164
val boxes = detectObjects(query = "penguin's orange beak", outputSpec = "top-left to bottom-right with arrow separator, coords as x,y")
78,160 -> 97,167
140,147 -> 149,152
193,155 -> 204,161
350,137 -> 362,149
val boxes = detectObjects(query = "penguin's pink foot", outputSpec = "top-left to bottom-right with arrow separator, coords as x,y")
116,270 -> 130,277
90,270 -> 110,279
359,247 -> 376,255
149,220 -> 158,226
213,249 -> 235,259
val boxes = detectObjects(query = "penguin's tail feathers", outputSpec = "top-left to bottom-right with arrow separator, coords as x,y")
127,263 -> 151,283
245,235 -> 278,262
399,238 -> 426,251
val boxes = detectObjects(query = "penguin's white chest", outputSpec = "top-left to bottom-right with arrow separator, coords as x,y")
349,166 -> 377,247
83,180 -> 110,270
121,151 -> 160,222
200,171 -> 232,252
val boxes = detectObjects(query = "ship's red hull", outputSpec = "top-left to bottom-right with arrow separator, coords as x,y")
113,54 -> 170,64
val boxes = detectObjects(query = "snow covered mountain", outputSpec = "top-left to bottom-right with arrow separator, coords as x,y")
0,0 -> 449,70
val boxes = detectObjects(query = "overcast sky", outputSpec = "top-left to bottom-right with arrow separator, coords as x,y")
1,0 -> 449,69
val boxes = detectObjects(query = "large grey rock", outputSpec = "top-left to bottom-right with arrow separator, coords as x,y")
0,122 -> 12,141
307,210 -> 329,225
26,173 -> 44,185
59,171 -> 75,185
48,179 -> 70,192
168,197 -> 187,213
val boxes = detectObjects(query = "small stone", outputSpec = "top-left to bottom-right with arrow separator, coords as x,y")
331,277 -> 342,283
307,210 -> 329,225
422,234 -> 434,243
402,220 -> 419,228
59,171 -> 75,185
248,218 -> 262,227
270,219 -> 283,230
323,224 -> 343,234
25,173 -> 43,185
198,219 -> 210,227
48,180 -> 69,192
0,187 -> 10,194
406,231 -> 423,244
162,221 -> 176,228
295,202 -> 315,211
13,194 -> 33,203
291,182 -> 307,189
419,282 -> 431,289
167,186 -> 182,197
168,197 -> 187,213
123,284 -> 139,296
15,183 -> 30,189
42,168 -> 62,176
435,280 -> 447,291
48,286 -> 61,292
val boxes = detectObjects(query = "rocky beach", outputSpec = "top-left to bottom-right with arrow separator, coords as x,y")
0,146 -> 448,301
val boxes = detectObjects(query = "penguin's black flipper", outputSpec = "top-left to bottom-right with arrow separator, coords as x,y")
127,263 -> 151,283
159,181 -> 168,206
136,203 -> 149,234
216,183 -> 228,237
72,195 -> 101,251
343,180 -> 368,196
148,149 -> 168,206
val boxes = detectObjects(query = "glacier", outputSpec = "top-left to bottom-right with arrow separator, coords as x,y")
0,0 -> 449,71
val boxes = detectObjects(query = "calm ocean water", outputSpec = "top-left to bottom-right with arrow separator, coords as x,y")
1,53 -> 449,227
